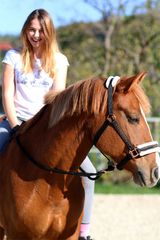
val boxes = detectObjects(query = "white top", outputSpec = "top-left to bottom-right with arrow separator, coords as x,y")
2,49 -> 69,121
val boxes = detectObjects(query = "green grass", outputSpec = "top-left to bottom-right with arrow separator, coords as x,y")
95,181 -> 160,194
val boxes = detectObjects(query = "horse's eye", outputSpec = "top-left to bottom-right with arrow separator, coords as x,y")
127,115 -> 139,124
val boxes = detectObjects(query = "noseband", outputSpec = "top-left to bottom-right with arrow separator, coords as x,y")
93,77 -> 160,170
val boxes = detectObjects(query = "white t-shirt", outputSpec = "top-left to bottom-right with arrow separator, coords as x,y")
2,49 -> 69,121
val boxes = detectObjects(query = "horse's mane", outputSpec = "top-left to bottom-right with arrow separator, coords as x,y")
45,76 -> 150,128
45,77 -> 108,127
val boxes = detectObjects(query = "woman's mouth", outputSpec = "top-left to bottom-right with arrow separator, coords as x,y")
32,38 -> 41,42
30,38 -> 43,47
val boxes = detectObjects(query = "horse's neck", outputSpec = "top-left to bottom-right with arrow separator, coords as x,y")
20,112 -> 92,171
54,116 -> 92,168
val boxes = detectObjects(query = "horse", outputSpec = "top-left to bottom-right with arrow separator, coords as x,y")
0,72 -> 159,240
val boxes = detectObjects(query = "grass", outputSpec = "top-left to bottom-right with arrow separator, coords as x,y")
95,181 -> 160,194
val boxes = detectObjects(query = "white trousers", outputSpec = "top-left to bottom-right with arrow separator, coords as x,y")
80,156 -> 96,223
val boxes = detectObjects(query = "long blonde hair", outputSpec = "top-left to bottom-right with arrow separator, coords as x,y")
20,9 -> 59,78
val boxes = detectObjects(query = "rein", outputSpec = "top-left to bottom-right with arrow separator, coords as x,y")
15,77 -> 160,179
15,136 -> 113,180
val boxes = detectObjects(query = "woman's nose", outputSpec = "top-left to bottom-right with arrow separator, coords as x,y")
34,30 -> 40,38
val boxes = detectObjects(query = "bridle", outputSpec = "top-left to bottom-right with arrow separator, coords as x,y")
15,76 -> 160,180
93,76 -> 160,170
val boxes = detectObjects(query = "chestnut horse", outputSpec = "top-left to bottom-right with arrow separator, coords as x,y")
0,72 -> 159,240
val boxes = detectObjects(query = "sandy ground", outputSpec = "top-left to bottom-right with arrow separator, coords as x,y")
90,194 -> 160,240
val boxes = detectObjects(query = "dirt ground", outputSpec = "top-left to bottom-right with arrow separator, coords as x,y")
90,194 -> 160,240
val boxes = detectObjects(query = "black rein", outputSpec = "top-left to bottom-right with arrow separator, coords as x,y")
15,135 -> 113,180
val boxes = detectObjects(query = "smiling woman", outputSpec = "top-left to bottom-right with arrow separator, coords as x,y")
20,9 -> 60,79
0,9 -> 96,240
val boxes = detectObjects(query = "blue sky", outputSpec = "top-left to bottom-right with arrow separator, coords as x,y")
0,0 -> 144,35
0,0 -> 102,35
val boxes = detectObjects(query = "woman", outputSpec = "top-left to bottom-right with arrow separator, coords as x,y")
1,9 -> 95,240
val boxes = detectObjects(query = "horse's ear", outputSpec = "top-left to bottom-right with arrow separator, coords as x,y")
116,72 -> 147,93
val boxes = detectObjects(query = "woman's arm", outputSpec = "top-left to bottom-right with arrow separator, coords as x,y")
54,64 -> 68,91
2,63 -> 19,128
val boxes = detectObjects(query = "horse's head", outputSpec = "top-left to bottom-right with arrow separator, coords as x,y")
92,72 -> 160,187
44,72 -> 159,187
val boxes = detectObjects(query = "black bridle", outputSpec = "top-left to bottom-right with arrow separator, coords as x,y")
15,78 -> 160,180
93,80 -> 141,170
93,78 -> 160,170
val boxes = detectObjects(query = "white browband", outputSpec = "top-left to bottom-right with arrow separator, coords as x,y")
105,76 -> 120,88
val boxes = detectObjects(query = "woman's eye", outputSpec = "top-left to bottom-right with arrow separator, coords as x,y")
127,115 -> 139,124
28,28 -> 35,33
39,29 -> 44,34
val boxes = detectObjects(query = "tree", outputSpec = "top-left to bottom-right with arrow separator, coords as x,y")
81,0 -> 160,115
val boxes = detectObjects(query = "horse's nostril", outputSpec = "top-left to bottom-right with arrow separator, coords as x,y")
153,167 -> 159,180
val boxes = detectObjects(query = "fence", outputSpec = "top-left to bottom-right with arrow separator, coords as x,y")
147,117 -> 160,142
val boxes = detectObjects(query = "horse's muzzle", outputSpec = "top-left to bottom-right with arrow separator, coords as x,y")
134,166 -> 159,187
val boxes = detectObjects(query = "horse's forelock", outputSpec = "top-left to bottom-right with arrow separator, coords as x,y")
47,77 -> 108,128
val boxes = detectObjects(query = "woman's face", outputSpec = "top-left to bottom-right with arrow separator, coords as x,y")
27,18 -> 45,52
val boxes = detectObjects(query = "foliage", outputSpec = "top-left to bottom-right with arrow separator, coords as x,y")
57,9 -> 160,116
